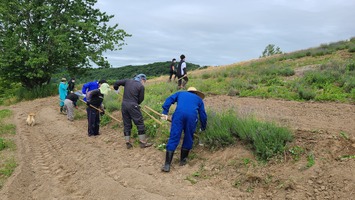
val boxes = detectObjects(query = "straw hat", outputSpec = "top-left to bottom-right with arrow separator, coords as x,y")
61,78 -> 67,81
187,87 -> 205,99
99,83 -> 110,95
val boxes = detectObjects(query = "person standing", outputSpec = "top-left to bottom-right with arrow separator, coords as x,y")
168,58 -> 176,82
161,87 -> 207,172
58,78 -> 68,114
85,83 -> 109,137
113,74 -> 152,149
67,77 -> 76,93
82,80 -> 106,102
64,92 -> 79,121
176,54 -> 188,89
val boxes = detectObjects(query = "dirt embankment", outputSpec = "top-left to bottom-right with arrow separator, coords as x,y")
0,95 -> 354,200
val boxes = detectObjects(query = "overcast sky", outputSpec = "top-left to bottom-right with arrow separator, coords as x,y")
95,0 -> 355,67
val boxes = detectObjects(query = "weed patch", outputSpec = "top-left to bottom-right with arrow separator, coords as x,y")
202,110 -> 293,161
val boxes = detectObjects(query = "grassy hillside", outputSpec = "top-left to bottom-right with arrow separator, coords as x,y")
147,38 -> 355,103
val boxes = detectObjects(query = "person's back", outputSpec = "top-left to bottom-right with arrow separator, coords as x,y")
114,79 -> 145,105
82,81 -> 99,101
66,92 -> 78,102
87,89 -> 103,108
168,91 -> 202,115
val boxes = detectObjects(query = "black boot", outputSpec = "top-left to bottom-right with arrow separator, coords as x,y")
180,148 -> 190,166
161,151 -> 174,172
60,106 -> 63,113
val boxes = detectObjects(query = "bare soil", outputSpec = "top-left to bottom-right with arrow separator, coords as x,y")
1,94 -> 355,200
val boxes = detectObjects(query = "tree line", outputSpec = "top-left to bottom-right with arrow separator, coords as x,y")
59,61 -> 202,84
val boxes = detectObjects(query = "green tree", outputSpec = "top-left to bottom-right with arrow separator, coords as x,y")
0,0 -> 130,89
260,44 -> 283,58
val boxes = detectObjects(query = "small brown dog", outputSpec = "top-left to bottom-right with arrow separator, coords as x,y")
26,113 -> 36,126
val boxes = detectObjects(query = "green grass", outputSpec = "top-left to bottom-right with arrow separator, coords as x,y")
0,109 -> 17,189
0,124 -> 16,135
202,110 -> 293,161
306,153 -> 315,168
0,157 -> 17,177
0,109 -> 12,120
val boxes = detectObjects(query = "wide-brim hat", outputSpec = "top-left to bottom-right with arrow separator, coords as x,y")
61,78 -> 67,81
99,83 -> 110,95
187,87 -> 205,99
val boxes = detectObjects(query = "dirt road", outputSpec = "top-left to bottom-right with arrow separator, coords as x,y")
1,95 -> 354,200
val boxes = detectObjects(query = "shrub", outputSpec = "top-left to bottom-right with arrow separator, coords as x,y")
298,87 -> 316,100
346,63 -> 355,71
202,111 -> 236,149
279,68 -> 295,76
202,110 -> 293,160
348,44 -> 355,53
16,83 -> 57,101
103,91 -> 121,112
233,116 -> 293,160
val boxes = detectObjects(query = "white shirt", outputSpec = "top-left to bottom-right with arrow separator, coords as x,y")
180,62 -> 186,75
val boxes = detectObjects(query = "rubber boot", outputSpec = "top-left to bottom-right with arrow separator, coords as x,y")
124,133 -> 132,149
161,151 -> 174,172
60,106 -> 63,113
180,148 -> 190,166
138,131 -> 153,148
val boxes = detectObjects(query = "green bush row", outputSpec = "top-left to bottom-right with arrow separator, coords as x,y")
202,110 -> 293,160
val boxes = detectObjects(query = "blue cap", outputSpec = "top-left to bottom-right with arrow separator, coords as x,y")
134,74 -> 147,81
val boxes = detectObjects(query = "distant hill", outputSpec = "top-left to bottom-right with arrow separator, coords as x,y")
75,61 -> 202,83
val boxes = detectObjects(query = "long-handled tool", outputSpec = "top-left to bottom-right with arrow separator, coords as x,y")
141,108 -> 162,125
177,74 -> 187,81
78,99 -> 122,123
144,105 -> 172,122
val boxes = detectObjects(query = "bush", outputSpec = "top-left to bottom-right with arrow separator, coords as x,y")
346,63 -> 355,71
16,83 -> 57,101
298,87 -> 316,100
202,110 -> 293,160
103,91 -> 121,112
202,111 -> 236,149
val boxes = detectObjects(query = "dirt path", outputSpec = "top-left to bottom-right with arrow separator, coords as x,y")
1,95 -> 355,200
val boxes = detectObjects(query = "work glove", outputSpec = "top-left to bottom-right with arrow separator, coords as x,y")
161,114 -> 168,121
114,89 -> 120,94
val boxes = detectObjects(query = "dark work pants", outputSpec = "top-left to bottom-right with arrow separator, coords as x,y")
121,102 -> 145,136
87,107 -> 100,136
177,75 -> 188,87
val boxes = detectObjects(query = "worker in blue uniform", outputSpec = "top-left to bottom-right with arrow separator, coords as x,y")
161,87 -> 207,172
82,80 -> 106,102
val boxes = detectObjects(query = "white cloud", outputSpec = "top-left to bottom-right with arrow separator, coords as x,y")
96,0 -> 355,67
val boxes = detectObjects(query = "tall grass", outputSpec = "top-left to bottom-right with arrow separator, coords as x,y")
0,109 -> 16,189
202,110 -> 293,160
16,83 -> 58,101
